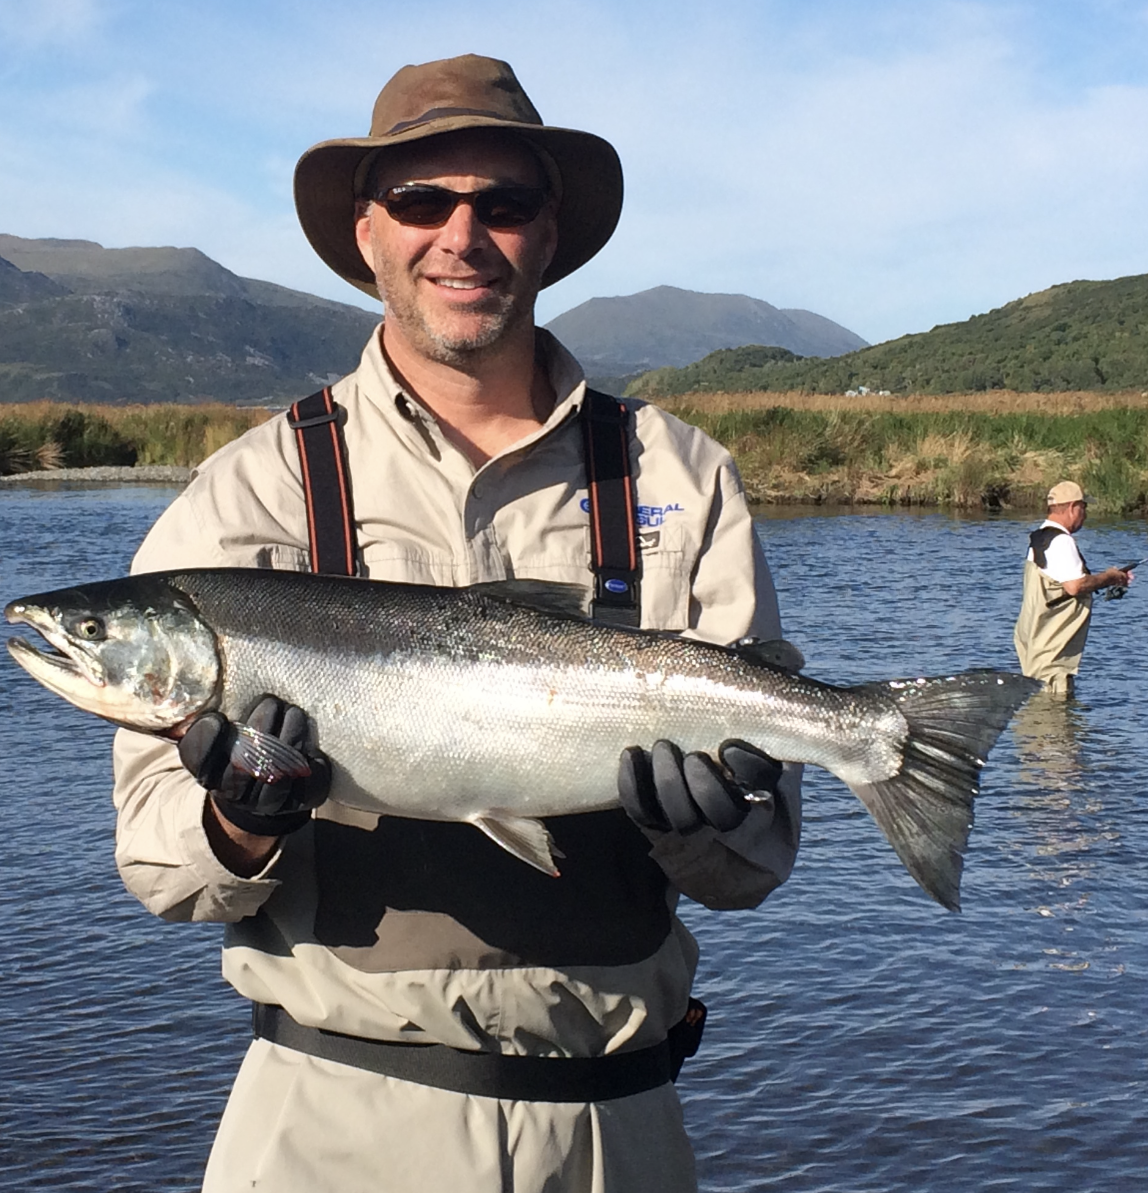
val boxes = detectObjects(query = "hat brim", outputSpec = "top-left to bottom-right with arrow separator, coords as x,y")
294,117 -> 623,298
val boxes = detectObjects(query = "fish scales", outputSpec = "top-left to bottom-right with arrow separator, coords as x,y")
5,567 -> 1040,908
172,569 -> 906,816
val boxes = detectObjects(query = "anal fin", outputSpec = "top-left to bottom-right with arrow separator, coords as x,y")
470,813 -> 562,876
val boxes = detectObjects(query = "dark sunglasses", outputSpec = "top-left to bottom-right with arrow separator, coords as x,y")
376,184 -> 547,230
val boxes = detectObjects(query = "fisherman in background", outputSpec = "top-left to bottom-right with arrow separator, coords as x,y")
111,55 -> 801,1192
1013,480 -> 1132,695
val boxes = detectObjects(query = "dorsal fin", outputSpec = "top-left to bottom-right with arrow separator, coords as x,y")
733,637 -> 806,673
469,580 -> 589,620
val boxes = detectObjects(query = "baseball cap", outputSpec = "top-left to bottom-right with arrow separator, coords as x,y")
1046,481 -> 1087,505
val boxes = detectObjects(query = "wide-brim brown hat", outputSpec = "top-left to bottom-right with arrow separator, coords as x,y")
294,54 -> 623,298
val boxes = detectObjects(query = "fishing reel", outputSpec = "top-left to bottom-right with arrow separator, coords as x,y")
1104,558 -> 1145,601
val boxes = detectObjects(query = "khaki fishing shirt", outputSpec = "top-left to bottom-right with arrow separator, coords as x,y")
112,327 -> 801,1060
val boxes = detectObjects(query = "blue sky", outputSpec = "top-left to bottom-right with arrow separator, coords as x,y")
2,0 -> 1147,345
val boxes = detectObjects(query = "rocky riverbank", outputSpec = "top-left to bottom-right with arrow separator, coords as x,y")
0,465 -> 191,484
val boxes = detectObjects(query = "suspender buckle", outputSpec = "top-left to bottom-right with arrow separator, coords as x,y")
591,572 -> 641,627
288,408 -> 341,430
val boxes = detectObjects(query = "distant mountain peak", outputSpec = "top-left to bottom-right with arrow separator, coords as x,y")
0,234 -> 103,252
631,271 -> 1148,397
0,233 -> 380,405
544,285 -> 867,389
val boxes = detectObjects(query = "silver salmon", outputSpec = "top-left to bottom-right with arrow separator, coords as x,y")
4,568 -> 1037,909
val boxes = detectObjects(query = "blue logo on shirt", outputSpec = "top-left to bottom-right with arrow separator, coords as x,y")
637,503 -> 683,528
579,498 -> 684,528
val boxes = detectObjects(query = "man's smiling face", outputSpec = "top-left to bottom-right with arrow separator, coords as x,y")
354,130 -> 559,367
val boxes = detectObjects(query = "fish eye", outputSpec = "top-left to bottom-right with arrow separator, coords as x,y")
75,617 -> 106,641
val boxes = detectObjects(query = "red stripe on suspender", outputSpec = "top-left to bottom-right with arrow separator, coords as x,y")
585,434 -> 608,565
616,419 -> 637,569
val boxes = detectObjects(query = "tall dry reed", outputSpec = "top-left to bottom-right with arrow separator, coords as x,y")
0,403 -> 273,474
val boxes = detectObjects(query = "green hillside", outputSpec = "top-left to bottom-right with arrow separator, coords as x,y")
627,274 -> 1148,397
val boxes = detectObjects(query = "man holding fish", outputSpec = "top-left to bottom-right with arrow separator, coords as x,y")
109,54 -> 803,1192
4,52 -> 1040,1190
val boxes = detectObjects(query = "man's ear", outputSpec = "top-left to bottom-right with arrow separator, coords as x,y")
354,203 -> 376,272
539,204 -> 560,276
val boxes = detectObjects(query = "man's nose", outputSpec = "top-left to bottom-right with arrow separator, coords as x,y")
436,200 -> 492,252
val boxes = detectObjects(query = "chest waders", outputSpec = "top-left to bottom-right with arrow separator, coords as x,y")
1014,524 -> 1092,688
248,386 -> 704,1097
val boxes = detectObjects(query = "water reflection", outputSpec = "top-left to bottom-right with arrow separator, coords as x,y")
1006,690 -> 1115,929
1010,688 -> 1088,799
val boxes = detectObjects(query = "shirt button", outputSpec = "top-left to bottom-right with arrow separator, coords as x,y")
472,483 -> 483,499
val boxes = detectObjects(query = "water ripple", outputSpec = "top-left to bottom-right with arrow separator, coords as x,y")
2,493 -> 1147,1189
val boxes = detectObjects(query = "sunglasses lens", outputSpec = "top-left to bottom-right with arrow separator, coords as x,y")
381,187 -> 458,226
473,187 -> 546,228
380,186 -> 546,229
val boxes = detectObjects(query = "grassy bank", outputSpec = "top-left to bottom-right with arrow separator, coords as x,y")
4,394 -> 1148,513
659,391 -> 1148,512
0,402 -> 272,475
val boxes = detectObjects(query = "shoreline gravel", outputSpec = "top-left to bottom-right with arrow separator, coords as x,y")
0,465 -> 192,485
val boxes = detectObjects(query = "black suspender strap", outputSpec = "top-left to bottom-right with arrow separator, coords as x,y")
1028,525 -> 1065,571
288,388 -> 358,577
1029,524 -> 1089,608
581,389 -> 641,626
288,384 -> 638,618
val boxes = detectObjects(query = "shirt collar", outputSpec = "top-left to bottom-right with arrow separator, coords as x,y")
353,322 -> 590,442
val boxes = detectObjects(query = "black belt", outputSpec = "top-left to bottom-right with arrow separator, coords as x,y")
252,1003 -> 673,1102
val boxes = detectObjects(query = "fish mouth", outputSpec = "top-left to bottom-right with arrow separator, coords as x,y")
4,603 -> 105,689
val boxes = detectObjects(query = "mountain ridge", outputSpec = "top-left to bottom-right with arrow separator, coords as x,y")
626,273 -> 1148,397
0,235 -> 382,404
544,284 -> 868,390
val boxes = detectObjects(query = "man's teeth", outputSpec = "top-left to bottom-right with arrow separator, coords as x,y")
436,278 -> 483,289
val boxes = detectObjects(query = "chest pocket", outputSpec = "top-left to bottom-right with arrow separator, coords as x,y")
359,541 -> 466,587
634,521 -> 691,631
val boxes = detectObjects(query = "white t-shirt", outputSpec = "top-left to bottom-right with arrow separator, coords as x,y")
1026,519 -> 1086,583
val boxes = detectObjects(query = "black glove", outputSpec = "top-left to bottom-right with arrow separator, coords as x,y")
179,695 -> 331,836
618,739 -> 784,835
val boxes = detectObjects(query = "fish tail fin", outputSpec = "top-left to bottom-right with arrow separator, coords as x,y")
849,671 -> 1039,912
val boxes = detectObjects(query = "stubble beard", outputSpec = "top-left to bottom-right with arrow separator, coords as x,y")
375,261 -> 541,369
390,285 -> 527,367
368,207 -> 553,368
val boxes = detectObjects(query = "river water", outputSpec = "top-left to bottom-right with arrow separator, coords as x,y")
1,484 -> 1145,1192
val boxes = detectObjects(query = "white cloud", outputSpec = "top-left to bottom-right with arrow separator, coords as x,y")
4,0 -> 1148,343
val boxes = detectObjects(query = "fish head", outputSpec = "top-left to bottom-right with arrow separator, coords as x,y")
4,574 -> 220,732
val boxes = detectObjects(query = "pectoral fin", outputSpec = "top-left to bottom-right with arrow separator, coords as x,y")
230,723 -> 312,783
470,812 -> 562,876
